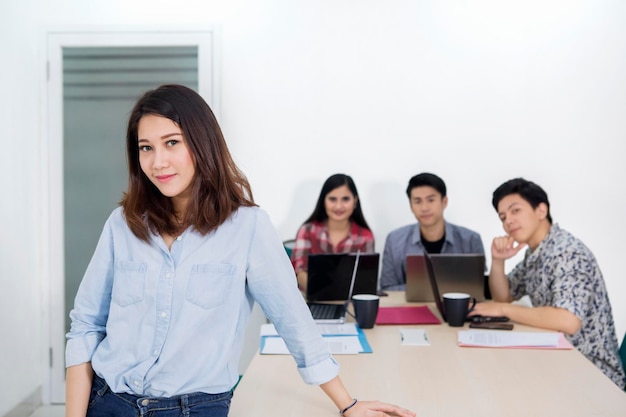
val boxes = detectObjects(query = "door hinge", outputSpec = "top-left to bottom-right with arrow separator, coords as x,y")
49,347 -> 53,368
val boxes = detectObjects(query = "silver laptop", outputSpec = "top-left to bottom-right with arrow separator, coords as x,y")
307,252 -> 379,323
405,254 -> 486,302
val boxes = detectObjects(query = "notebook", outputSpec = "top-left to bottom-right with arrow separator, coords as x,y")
405,253 -> 486,303
306,252 -> 379,323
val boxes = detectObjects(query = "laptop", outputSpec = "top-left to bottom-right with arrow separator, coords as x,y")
423,252 -> 448,322
306,252 -> 379,323
421,252 -> 507,324
405,253 -> 486,302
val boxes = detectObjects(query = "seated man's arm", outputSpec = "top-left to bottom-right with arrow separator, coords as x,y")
488,235 -> 522,302
380,235 -> 404,290
473,235 -> 583,335
472,303 -> 582,335
489,258 -> 513,302
470,232 -> 486,255
469,233 -> 489,273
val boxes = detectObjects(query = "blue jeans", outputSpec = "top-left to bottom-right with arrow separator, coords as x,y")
87,375 -> 233,417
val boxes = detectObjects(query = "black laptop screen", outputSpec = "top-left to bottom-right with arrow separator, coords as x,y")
306,253 -> 379,302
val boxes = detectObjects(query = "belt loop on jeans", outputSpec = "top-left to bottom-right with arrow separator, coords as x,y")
181,394 -> 190,417
95,376 -> 109,397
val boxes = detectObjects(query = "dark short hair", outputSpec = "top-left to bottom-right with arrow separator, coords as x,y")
303,173 -> 371,231
406,173 -> 446,199
492,178 -> 552,224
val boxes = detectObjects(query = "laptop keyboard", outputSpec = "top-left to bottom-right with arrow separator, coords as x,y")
309,303 -> 343,320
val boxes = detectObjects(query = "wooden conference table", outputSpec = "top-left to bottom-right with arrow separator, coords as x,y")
229,292 -> 626,417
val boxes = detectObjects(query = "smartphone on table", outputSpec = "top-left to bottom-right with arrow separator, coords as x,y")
469,322 -> 514,331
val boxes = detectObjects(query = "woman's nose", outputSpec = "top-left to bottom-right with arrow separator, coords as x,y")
153,149 -> 168,168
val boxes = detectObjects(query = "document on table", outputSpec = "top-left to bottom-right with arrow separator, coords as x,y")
457,330 -> 573,349
260,323 -> 371,354
260,323 -> 359,336
400,329 -> 431,346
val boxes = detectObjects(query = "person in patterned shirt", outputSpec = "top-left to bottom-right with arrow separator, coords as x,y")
291,173 -> 375,292
470,178 -> 625,389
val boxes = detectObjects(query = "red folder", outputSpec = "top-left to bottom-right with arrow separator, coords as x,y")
376,305 -> 442,325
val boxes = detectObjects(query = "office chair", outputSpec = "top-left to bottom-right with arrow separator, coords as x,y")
283,239 -> 296,258
619,333 -> 626,391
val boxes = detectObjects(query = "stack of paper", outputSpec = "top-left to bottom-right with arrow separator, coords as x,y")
457,330 -> 573,349
260,323 -> 372,355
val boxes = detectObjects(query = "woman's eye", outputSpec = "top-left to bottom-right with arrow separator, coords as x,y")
139,145 -> 151,152
166,140 -> 179,147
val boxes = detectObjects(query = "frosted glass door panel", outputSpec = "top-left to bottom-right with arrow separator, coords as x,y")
63,46 -> 199,333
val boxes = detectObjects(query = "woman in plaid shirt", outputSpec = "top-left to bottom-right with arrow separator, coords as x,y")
291,174 -> 375,292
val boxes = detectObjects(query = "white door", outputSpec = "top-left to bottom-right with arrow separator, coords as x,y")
43,27 -> 220,404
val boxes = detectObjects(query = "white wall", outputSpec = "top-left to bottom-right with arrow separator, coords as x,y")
2,0 -> 625,414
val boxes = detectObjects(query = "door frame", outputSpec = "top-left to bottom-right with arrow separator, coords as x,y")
40,25 -> 220,404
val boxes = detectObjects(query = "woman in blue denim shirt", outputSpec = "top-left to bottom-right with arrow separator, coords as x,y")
65,84 -> 415,417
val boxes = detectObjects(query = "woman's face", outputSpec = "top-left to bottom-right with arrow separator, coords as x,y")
324,185 -> 357,223
137,114 -> 196,212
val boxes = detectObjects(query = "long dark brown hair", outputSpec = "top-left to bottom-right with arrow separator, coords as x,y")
303,173 -> 371,231
121,84 -> 255,242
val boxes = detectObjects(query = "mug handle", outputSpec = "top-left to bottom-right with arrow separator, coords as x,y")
467,297 -> 477,313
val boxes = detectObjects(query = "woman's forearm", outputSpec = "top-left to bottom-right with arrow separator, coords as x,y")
65,362 -> 93,417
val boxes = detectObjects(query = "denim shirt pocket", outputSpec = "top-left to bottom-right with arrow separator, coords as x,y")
112,261 -> 147,307
186,263 -> 237,310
